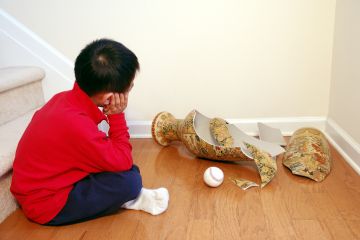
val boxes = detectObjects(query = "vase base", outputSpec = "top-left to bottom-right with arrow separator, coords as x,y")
151,111 -> 176,146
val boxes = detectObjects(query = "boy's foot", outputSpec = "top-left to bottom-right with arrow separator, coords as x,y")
122,188 -> 169,215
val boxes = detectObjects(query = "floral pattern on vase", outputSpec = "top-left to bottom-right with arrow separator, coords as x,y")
209,118 -> 234,147
245,143 -> 277,188
283,128 -> 332,182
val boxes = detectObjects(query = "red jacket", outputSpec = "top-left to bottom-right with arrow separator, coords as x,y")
11,83 -> 133,224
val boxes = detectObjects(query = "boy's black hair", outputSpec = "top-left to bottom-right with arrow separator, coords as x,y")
75,38 -> 139,96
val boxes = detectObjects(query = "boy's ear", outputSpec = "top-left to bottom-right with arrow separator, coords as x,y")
103,92 -> 113,105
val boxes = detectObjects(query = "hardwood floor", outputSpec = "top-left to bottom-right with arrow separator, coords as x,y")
0,138 -> 359,240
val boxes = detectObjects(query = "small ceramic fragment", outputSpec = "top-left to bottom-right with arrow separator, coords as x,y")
230,177 -> 259,190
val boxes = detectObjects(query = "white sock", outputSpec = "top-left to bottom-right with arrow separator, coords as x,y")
121,188 -> 169,215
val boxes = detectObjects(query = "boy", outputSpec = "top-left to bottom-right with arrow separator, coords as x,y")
11,39 -> 169,225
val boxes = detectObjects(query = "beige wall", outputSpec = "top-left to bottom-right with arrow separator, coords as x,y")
0,0 -> 336,121
329,0 -> 360,143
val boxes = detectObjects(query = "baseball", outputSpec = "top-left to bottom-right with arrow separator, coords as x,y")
203,167 -> 224,187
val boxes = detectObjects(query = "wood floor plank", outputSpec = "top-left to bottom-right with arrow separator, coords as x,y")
49,223 -> 87,240
292,219 -> 332,240
185,219 -> 213,240
260,184 -> 297,239
0,210 -> 49,240
308,192 -> 355,239
211,158 -> 273,240
81,212 -> 140,240
321,218 -> 356,240
345,220 -> 360,239
0,138 -> 359,240
280,180 -> 318,220
133,143 -> 199,240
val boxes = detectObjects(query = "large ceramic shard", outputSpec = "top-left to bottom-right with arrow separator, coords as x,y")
258,122 -> 286,146
245,143 -> 277,188
283,128 -> 332,182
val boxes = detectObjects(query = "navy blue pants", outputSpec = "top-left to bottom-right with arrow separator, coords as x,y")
46,165 -> 142,226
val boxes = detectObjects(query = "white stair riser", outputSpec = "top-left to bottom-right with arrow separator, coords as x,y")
0,81 -> 44,125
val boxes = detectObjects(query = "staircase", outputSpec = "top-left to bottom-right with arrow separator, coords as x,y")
0,66 -> 45,223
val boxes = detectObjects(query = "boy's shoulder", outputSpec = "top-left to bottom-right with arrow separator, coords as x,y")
43,89 -> 70,105
37,90 -> 81,118
36,88 -> 103,127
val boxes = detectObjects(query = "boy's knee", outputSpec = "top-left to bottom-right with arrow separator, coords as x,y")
114,165 -> 142,199
132,164 -> 140,173
128,169 -> 142,198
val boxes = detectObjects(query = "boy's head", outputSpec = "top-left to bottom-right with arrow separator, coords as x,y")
74,38 -> 139,97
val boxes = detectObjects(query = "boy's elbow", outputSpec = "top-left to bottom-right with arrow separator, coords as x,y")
123,157 -> 133,171
113,155 -> 133,172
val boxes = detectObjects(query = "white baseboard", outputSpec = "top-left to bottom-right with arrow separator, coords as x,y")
325,118 -> 360,175
128,116 -> 327,138
128,121 -> 153,138
226,116 -> 327,136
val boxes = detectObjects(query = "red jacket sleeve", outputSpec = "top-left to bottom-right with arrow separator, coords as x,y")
70,112 -> 133,172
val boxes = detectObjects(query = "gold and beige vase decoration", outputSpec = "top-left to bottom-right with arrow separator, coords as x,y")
283,128 -> 332,182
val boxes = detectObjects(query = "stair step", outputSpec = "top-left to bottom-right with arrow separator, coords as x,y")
0,66 -> 45,92
0,66 -> 45,125
0,171 -> 17,223
0,109 -> 37,177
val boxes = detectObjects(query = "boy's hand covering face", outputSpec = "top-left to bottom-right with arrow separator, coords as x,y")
103,92 -> 129,115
